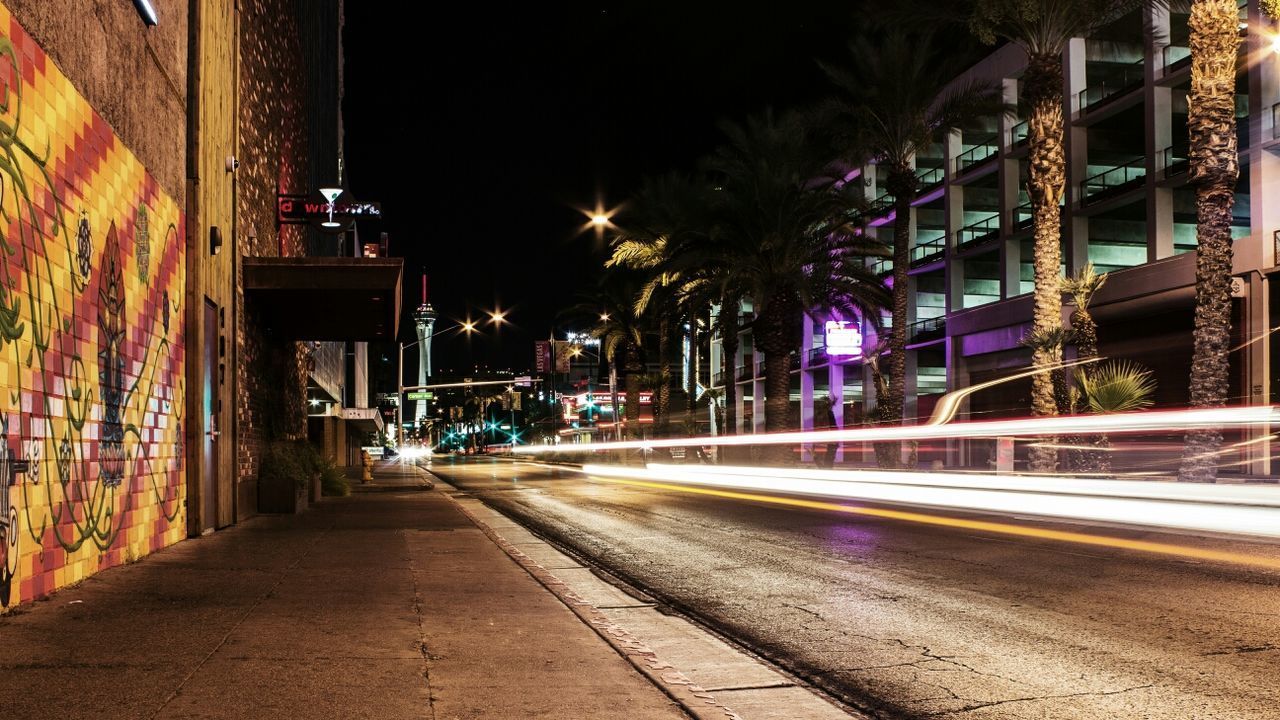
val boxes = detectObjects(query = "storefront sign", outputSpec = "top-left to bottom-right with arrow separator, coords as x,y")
824,321 -> 863,358
277,193 -> 382,228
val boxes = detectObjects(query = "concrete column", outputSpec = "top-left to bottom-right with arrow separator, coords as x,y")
1064,37 -> 1090,273
829,362 -> 845,464
1146,5 -> 1175,262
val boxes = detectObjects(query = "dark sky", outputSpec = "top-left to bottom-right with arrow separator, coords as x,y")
343,2 -> 864,373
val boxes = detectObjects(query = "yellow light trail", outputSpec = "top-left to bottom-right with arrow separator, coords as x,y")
587,474 -> 1280,572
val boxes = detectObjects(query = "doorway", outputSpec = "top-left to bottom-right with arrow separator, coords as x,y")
201,299 -> 219,532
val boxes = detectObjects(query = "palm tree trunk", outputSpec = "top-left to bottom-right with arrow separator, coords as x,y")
1180,0 -> 1241,483
1068,308 -> 1111,475
625,343 -> 643,439
763,350 -> 791,433
881,166 -> 916,469
657,317 -> 671,434
756,292 -> 800,463
721,306 -> 740,436
1024,51 -> 1068,473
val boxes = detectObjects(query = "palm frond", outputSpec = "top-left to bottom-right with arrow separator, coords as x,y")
1077,360 -> 1156,413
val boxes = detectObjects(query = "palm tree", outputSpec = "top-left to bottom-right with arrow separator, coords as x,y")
1062,264 -> 1109,472
927,0 -> 1169,470
564,276 -> 648,439
702,111 -> 891,443
1062,263 -> 1107,362
1179,0 -> 1243,483
606,173 -> 713,435
822,31 -> 1005,467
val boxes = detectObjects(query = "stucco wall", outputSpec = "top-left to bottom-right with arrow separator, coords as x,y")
5,0 -> 187,201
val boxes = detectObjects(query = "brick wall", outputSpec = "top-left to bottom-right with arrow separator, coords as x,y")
234,0 -> 311,508
0,3 -> 187,608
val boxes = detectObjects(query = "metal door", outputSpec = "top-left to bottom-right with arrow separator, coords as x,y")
202,300 -> 218,532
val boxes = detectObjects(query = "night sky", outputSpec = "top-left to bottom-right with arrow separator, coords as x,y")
343,2 -> 866,372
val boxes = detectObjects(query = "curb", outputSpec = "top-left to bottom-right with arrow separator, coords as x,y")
425,469 -> 747,720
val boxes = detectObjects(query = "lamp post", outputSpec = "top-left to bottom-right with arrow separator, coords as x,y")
397,319 -> 477,448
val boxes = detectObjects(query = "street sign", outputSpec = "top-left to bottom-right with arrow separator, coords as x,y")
406,391 -> 434,400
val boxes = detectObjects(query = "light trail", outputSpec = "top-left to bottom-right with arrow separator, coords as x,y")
581,463 -> 1280,540
514,406 -> 1277,454
581,473 -> 1280,572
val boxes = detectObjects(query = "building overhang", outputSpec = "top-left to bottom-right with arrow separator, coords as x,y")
243,257 -> 403,341
341,407 -> 385,434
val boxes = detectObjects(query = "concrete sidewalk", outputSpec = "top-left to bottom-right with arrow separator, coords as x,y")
0,460 -> 688,720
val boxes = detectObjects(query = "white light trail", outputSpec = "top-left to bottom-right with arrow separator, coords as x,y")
513,406 -> 1277,454
581,463 -> 1280,539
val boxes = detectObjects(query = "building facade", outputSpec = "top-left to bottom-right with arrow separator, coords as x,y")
0,0 -> 398,610
712,1 -> 1279,475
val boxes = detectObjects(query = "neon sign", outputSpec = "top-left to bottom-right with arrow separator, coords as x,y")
824,321 -> 863,358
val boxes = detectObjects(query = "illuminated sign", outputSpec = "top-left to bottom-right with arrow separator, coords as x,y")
277,193 -> 382,231
824,321 -> 863,358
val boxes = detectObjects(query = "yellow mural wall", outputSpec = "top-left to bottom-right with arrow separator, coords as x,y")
0,4 -> 186,608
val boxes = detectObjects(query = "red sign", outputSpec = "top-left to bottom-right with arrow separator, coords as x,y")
277,193 -> 382,225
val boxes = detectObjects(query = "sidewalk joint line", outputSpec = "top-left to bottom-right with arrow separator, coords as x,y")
147,524 -> 334,719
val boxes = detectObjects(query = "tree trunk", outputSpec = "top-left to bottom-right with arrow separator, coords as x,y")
880,166 -> 917,469
755,291 -> 801,463
1180,0 -> 1241,483
1067,307 -> 1111,475
721,304 -> 740,436
1024,51 -> 1068,473
657,317 -> 671,435
625,342 -> 643,439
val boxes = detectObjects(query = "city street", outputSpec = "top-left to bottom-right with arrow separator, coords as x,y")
430,457 -> 1280,720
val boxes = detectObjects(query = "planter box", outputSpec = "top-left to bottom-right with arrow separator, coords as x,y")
258,473 -> 312,514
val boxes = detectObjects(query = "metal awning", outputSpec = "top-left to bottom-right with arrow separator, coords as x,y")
243,257 -> 403,341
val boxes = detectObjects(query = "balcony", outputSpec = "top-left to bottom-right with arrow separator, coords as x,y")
869,257 -> 893,276
735,365 -> 752,382
908,316 -> 945,344
955,215 -> 1000,251
756,360 -> 767,377
1008,119 -> 1028,149
1077,60 -> 1144,114
1162,45 -> 1191,73
1080,157 -> 1146,206
916,166 -> 945,192
910,236 -> 946,265
856,193 -> 893,224
711,371 -> 724,387
1012,200 -> 1033,232
1161,145 -> 1188,179
955,136 -> 998,174
808,347 -> 827,365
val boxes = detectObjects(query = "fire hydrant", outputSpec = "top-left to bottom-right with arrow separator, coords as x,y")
361,449 -> 373,484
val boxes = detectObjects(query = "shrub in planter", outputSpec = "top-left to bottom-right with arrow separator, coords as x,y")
319,458 -> 350,497
258,440 -> 323,513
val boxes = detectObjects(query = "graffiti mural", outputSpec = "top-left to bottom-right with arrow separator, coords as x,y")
0,7 -> 185,608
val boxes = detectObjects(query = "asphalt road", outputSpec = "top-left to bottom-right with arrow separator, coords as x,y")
427,457 -> 1280,720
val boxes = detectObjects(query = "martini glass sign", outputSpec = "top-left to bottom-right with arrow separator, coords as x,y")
319,187 -> 344,228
